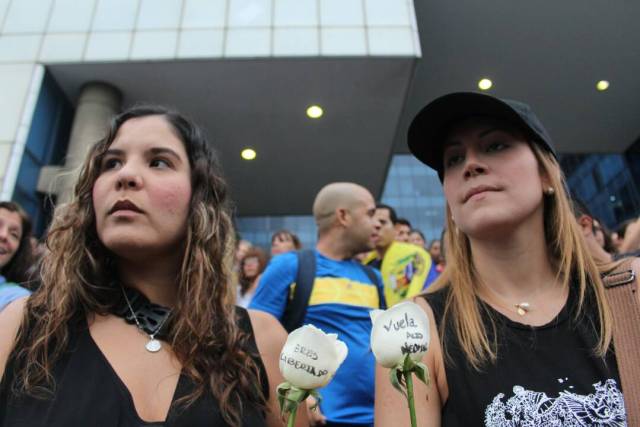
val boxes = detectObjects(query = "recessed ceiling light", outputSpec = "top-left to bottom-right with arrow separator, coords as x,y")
241,148 -> 256,160
478,78 -> 493,91
596,80 -> 610,91
306,105 -> 323,119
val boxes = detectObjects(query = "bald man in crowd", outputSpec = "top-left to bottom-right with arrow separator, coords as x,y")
250,182 -> 383,427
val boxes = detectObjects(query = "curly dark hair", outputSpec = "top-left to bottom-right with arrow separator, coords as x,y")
12,105 -> 266,426
0,201 -> 34,285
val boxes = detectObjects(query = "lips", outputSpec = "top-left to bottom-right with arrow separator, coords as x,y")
108,199 -> 143,215
463,185 -> 500,203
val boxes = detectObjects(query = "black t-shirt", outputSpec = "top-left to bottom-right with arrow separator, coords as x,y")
423,285 -> 627,426
0,307 -> 268,427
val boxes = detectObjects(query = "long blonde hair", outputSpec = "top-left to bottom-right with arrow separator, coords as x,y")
428,143 -> 614,369
11,106 -> 265,426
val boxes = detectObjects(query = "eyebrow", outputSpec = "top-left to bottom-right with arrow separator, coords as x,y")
478,127 -> 500,138
149,147 -> 183,162
103,148 -> 124,157
103,147 -> 183,162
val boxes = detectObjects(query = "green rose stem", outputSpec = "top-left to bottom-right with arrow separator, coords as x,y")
286,406 -> 297,427
390,354 -> 429,427
405,371 -> 417,427
277,383 -> 321,427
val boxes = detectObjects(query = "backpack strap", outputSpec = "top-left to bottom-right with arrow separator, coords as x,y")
602,257 -> 639,425
281,249 -> 316,333
358,264 -> 387,310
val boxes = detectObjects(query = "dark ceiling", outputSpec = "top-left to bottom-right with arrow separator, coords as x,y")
393,0 -> 640,154
49,58 -> 415,216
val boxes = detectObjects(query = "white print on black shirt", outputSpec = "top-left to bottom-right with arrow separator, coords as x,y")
484,379 -> 626,426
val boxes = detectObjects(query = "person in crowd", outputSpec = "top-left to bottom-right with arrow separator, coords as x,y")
591,218 -> 618,255
0,202 -> 34,311
394,218 -> 412,242
231,238 -> 252,293
250,182 -> 383,427
237,247 -> 268,308
408,229 -> 426,248
572,199 -> 616,264
270,229 -> 301,256
376,92 -> 636,424
235,239 -> 252,265
428,239 -> 444,265
615,216 -> 640,256
439,228 -> 448,266
0,106 -> 305,427
422,238 -> 445,284
363,204 -> 435,305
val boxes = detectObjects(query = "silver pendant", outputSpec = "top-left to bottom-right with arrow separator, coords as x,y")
146,339 -> 162,353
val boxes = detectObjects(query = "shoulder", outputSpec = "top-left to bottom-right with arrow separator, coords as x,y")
360,250 -> 379,266
247,309 -> 287,353
0,297 -> 28,379
0,284 -> 31,306
246,310 -> 286,396
421,286 -> 451,321
414,295 -> 450,401
263,252 -> 298,276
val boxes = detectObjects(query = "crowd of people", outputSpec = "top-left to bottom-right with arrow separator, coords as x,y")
0,92 -> 638,426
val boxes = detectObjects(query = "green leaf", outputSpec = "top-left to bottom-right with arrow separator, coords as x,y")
413,362 -> 429,386
284,399 -> 299,414
288,387 -> 308,403
276,383 -> 293,415
276,383 -> 313,416
389,367 -> 407,398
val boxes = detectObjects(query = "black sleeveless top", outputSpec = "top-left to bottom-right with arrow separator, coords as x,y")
424,285 -> 627,426
0,307 -> 268,427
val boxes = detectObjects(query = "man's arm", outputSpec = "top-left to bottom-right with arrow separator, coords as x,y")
248,252 -> 298,321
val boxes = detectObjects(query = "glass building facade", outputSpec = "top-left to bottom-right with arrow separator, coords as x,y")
238,151 -> 640,252
560,153 -> 640,229
236,154 -> 446,251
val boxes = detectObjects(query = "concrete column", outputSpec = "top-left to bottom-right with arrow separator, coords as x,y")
38,82 -> 122,203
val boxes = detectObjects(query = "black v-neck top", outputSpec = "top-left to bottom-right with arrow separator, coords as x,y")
0,307 -> 268,427
423,285 -> 627,426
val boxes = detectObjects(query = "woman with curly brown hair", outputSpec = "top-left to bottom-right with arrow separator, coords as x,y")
0,106 -> 304,427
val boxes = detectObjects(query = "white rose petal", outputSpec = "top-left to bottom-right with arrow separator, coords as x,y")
370,301 -> 430,368
279,324 -> 348,390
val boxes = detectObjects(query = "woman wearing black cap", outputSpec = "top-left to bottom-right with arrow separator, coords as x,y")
375,92 -> 637,425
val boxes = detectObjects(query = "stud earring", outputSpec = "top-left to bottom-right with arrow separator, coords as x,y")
544,187 -> 555,196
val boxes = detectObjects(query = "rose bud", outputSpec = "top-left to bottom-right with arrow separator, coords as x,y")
370,301 -> 430,368
279,324 -> 348,390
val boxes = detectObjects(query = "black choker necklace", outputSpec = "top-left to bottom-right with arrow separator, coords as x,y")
113,286 -> 172,345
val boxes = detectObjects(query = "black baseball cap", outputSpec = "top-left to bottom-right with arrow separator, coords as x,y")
408,92 -> 556,180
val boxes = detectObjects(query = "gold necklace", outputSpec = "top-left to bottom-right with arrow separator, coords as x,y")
514,302 -> 531,316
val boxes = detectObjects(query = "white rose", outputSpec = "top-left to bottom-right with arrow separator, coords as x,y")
279,324 -> 349,390
370,301 -> 430,368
